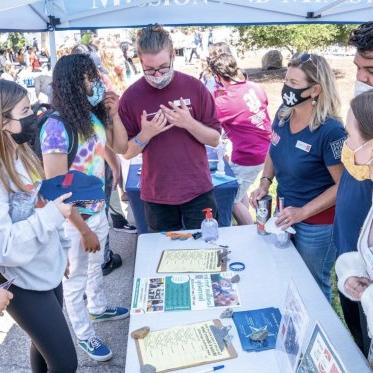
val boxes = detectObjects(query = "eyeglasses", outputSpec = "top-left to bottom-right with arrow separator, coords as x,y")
143,65 -> 172,76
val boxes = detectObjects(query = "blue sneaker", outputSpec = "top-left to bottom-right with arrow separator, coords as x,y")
89,306 -> 129,323
78,336 -> 112,362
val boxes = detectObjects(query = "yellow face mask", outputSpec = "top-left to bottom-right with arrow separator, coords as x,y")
341,141 -> 373,181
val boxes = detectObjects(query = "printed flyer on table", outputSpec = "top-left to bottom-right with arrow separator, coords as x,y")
131,272 -> 241,314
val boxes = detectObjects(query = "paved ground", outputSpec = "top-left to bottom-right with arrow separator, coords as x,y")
0,228 -> 137,372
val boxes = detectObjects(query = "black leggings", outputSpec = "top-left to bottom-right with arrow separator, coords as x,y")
339,291 -> 371,357
2,276 -> 77,373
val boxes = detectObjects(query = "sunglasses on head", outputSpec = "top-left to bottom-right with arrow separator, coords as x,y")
299,53 -> 316,66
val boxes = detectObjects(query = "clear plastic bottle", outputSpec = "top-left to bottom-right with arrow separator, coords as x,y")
274,197 -> 290,248
215,140 -> 226,177
201,208 -> 219,242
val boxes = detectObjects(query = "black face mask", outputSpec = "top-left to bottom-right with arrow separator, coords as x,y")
10,113 -> 38,145
281,84 -> 312,107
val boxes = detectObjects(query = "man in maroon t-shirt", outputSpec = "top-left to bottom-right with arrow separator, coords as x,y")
119,24 -> 221,232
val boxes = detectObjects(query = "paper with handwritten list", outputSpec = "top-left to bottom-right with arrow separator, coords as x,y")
157,249 -> 225,273
136,320 -> 236,372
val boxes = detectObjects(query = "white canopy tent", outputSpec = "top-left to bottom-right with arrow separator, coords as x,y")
0,0 -> 372,32
0,0 -> 372,66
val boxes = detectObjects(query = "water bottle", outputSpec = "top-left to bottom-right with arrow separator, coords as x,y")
274,197 -> 290,248
201,208 -> 219,242
215,140 -> 226,177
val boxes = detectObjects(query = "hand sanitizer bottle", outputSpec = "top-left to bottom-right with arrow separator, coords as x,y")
201,208 -> 219,242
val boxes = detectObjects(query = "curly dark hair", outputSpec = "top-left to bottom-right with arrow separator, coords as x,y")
349,22 -> 373,55
52,54 -> 108,140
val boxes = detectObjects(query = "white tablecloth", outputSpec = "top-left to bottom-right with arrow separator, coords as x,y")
125,225 -> 370,373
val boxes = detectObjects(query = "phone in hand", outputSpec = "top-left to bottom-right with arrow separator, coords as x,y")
0,278 -> 15,290
146,112 -> 158,121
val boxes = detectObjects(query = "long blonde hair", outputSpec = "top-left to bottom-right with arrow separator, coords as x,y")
0,80 -> 44,192
100,48 -> 126,95
279,54 -> 341,131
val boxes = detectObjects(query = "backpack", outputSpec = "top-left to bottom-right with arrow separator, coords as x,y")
31,103 -> 78,170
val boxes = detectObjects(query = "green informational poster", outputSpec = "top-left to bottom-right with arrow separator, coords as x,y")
131,273 -> 241,314
165,276 -> 191,311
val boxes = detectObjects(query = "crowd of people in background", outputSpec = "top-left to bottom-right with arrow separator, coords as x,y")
0,21 -> 373,372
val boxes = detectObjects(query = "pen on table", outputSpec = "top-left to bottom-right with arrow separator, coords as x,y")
197,365 -> 225,373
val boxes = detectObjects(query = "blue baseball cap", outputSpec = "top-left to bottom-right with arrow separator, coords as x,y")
40,170 -> 105,205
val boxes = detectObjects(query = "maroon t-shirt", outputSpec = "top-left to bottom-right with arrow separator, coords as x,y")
119,71 -> 221,205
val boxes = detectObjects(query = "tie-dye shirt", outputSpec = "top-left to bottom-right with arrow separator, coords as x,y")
40,113 -> 106,215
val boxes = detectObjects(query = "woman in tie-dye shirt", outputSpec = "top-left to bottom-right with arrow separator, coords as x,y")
40,112 -> 106,215
40,54 -> 129,362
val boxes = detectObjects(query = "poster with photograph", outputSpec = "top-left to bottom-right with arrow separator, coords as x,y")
131,272 -> 240,314
131,277 -> 166,313
276,280 -> 311,372
296,323 -> 346,373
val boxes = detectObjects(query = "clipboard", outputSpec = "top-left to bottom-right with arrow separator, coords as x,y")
157,249 -> 227,273
134,319 -> 237,372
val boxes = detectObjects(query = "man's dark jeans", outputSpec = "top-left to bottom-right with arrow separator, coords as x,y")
144,190 -> 218,232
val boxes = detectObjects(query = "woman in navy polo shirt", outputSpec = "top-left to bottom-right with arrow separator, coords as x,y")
250,53 -> 346,301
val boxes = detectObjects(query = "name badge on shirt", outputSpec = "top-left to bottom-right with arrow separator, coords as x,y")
296,140 -> 312,153
173,98 -> 191,107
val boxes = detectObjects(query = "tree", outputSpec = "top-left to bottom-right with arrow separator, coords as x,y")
334,24 -> 356,45
81,32 -> 93,46
7,32 -> 26,50
234,25 -> 346,55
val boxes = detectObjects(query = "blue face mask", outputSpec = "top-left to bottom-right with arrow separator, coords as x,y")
87,80 -> 105,106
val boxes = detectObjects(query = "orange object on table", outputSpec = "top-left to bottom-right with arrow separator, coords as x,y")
165,232 -> 193,240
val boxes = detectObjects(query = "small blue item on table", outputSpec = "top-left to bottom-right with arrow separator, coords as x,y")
229,262 -> 245,271
233,307 -> 282,352
198,364 -> 225,373
39,170 -> 105,205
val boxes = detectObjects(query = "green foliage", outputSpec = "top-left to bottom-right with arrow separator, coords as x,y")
234,24 -> 354,54
7,32 -> 26,50
334,24 -> 356,45
80,32 -> 92,46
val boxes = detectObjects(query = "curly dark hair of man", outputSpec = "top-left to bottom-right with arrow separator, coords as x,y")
349,22 -> 373,56
52,54 -> 108,140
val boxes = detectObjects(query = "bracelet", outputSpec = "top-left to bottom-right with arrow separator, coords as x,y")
133,135 -> 148,149
260,176 -> 273,185
229,262 -> 246,271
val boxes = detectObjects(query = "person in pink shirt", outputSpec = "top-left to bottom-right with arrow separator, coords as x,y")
209,53 -> 271,225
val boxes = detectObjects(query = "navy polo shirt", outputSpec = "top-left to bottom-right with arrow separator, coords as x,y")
334,170 -> 373,256
269,114 -> 346,208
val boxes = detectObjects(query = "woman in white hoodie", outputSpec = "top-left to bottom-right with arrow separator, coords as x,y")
336,89 -> 373,365
0,80 -> 77,372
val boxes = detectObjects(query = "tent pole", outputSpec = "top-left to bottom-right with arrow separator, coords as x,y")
49,29 -> 57,70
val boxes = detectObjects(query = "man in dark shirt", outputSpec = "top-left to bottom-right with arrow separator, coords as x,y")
334,22 -> 373,356
119,24 -> 221,232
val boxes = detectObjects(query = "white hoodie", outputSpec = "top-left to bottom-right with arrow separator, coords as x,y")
0,158 -> 69,291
